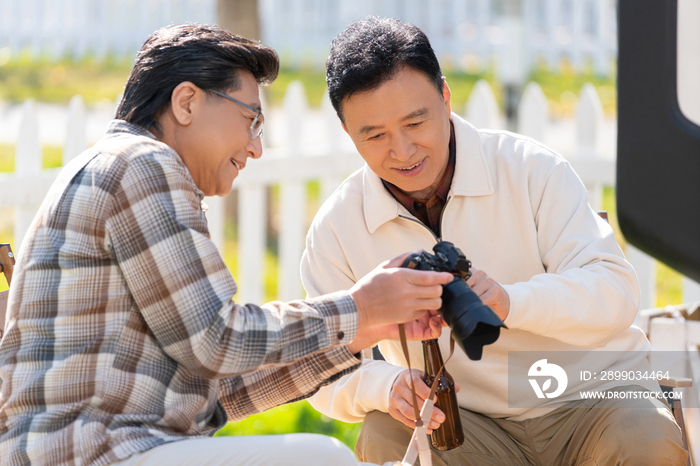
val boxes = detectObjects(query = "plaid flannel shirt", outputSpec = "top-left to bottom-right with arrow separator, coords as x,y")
0,120 -> 361,466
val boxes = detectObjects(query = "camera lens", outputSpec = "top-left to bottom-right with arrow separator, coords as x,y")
441,277 -> 507,360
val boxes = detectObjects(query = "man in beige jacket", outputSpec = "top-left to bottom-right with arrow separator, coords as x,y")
301,17 -> 687,466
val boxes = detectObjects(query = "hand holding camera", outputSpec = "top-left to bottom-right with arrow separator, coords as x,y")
347,252 -> 454,353
401,241 -> 508,361
466,267 -> 511,321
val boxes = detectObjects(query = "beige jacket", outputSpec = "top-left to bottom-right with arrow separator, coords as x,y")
301,113 -> 657,422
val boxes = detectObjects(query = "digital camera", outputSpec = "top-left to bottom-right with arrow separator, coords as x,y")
402,241 -> 507,360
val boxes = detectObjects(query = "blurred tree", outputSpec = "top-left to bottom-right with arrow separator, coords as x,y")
217,0 -> 260,41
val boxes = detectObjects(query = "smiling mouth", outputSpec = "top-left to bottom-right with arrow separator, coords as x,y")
397,160 -> 423,171
231,159 -> 242,170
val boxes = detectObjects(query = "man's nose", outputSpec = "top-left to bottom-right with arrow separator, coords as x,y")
389,132 -> 417,162
247,135 -> 263,159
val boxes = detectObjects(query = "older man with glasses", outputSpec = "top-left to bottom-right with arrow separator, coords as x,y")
0,24 -> 453,466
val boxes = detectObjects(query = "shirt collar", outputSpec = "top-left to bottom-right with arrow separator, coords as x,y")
106,119 -> 206,203
105,119 -> 158,139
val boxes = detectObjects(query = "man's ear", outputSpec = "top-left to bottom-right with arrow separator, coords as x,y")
341,120 -> 349,135
442,76 -> 452,114
170,81 -> 200,126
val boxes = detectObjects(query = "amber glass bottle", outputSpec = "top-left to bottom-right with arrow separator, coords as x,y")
421,339 -> 464,450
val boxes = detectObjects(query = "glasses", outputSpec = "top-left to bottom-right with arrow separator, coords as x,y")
208,89 -> 264,139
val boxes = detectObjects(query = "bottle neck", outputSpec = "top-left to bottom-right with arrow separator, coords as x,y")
422,339 -> 446,375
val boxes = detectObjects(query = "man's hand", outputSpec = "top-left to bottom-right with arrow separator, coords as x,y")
467,268 -> 510,321
346,252 -> 452,353
393,309 -> 446,341
349,253 -> 454,328
388,369 -> 460,434
348,309 -> 446,353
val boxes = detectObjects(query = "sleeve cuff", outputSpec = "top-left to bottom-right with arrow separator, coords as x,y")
311,290 -> 358,347
291,345 -> 364,401
502,281 -> 554,334
358,361 -> 406,414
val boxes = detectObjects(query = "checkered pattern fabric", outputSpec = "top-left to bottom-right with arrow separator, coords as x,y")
0,120 -> 360,466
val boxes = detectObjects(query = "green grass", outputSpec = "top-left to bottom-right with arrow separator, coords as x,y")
0,144 -> 13,172
266,65 -> 614,118
0,52 -> 613,116
0,51 -> 131,105
43,146 -> 63,169
444,70 -> 501,110
656,261 -> 684,307
215,400 -> 361,448
265,67 -> 498,111
0,145 -> 64,172
528,61 -> 617,117
266,68 -> 332,108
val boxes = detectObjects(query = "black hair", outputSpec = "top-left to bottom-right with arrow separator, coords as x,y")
116,24 -> 278,135
326,16 -> 443,122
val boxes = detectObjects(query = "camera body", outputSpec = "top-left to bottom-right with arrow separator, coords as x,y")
402,241 -> 507,360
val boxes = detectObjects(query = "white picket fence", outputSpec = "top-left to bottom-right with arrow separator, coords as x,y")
2,79 -> 700,310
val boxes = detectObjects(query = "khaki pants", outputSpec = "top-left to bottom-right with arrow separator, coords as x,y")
356,387 -> 687,465
111,434 -> 378,466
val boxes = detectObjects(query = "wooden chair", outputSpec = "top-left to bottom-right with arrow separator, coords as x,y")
0,243 -> 15,339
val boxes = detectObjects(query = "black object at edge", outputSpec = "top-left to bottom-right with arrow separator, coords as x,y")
617,0 -> 700,282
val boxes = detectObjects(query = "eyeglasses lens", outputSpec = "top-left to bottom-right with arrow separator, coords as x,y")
252,114 -> 264,139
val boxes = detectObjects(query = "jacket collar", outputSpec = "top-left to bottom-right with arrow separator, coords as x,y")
363,112 -> 494,234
